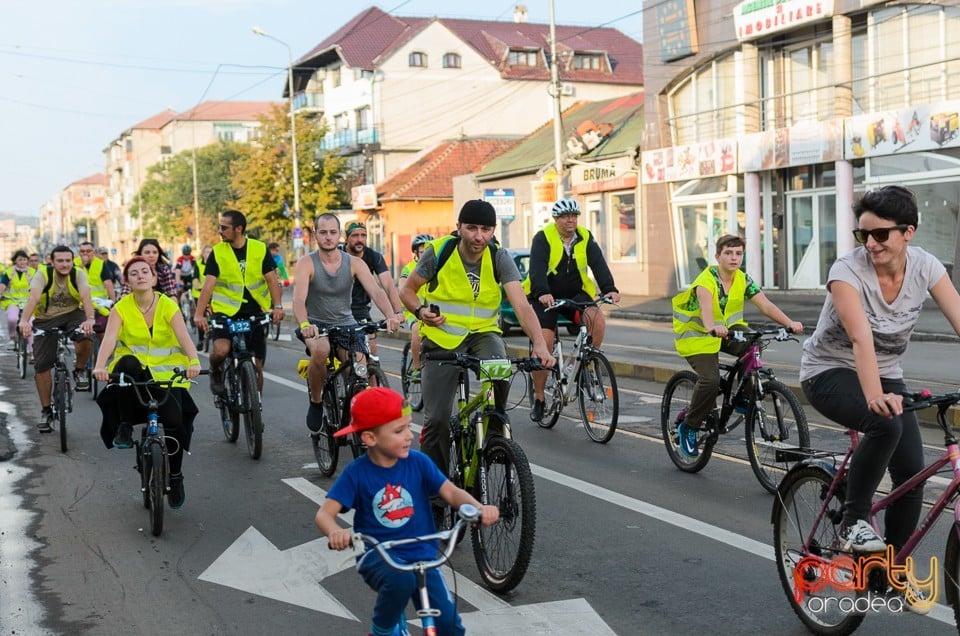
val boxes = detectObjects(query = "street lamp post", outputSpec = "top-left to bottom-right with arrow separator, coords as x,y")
253,27 -> 303,259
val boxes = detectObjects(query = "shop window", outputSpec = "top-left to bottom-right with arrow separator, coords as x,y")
668,53 -> 738,145
610,192 -> 637,261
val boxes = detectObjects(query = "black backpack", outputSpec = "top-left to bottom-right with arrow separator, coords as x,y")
41,264 -> 79,311
427,232 -> 500,292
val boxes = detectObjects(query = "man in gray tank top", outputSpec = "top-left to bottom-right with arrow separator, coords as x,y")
292,213 -> 402,432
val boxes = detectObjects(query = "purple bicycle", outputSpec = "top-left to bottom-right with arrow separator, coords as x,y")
773,389 -> 960,632
661,327 -> 810,494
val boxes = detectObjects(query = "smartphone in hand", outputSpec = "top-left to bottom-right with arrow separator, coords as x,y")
429,303 -> 441,316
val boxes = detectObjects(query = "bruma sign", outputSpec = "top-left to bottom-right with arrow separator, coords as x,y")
733,0 -> 834,41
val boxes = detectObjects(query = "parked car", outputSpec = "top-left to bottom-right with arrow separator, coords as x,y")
500,249 -> 577,336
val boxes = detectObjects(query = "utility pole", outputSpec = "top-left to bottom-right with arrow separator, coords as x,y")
549,0 -> 564,200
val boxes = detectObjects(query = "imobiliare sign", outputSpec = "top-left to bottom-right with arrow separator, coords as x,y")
794,546 -> 937,614
733,0 -> 835,41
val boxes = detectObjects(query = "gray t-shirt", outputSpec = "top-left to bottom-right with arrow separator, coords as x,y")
413,241 -> 520,299
800,246 -> 946,381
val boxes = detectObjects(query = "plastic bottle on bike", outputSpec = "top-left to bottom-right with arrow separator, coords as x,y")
315,388 -> 498,636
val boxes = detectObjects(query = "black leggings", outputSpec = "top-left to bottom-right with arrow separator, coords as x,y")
97,355 -> 199,475
801,367 -> 923,550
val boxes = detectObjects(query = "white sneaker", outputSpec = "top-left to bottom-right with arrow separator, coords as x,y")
839,519 -> 886,552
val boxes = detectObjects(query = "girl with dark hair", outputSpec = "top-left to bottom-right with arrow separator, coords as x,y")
119,238 -> 178,298
0,249 -> 36,344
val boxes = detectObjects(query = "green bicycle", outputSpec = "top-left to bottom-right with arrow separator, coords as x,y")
427,351 -> 542,593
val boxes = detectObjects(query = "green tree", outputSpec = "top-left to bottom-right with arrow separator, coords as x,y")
231,106 -> 352,240
131,141 -> 242,247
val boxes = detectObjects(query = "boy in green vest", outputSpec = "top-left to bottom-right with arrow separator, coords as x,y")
671,235 -> 802,457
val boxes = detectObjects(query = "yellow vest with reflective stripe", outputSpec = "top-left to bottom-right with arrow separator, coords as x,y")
37,265 -> 82,316
210,239 -> 271,315
191,258 -> 206,300
421,237 -> 501,348
75,257 -> 111,315
522,224 -> 596,297
672,268 -> 747,357
399,260 -> 420,323
2,266 -> 35,309
110,293 -> 190,387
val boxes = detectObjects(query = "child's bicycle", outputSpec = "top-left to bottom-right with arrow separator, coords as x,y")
772,388 -> 960,633
1,297 -> 29,379
428,351 -> 542,593
526,297 -> 619,443
661,326 -> 810,494
346,504 -> 480,636
109,368 -> 208,537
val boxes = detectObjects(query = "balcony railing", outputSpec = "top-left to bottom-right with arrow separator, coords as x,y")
319,127 -> 380,151
293,91 -> 324,112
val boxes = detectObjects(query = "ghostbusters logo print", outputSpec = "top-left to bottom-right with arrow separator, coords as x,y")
374,483 -> 415,528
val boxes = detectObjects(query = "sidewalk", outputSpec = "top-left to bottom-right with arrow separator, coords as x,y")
608,290 -> 960,342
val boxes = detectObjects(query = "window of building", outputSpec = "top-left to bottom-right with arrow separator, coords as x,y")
507,49 -> 540,67
610,192 -> 637,261
783,40 -> 834,125
354,69 -> 373,81
334,112 -> 349,132
442,53 -> 461,69
331,65 -> 341,88
668,54 -> 738,145
408,51 -> 427,67
214,123 -> 242,142
573,53 -> 604,71
356,106 -> 370,131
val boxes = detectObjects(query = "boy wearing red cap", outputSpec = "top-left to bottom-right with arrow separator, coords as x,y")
315,387 -> 498,636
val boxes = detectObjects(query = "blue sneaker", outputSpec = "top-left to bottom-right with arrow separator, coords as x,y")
677,421 -> 699,457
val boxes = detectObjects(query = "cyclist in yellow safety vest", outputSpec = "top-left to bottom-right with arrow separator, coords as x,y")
93,256 -> 201,509
398,199 -> 555,477
398,233 -> 434,382
671,234 -> 803,458
194,210 -> 284,396
191,245 -> 211,347
0,249 -> 36,345
523,198 -> 621,422
76,241 -> 116,330
18,245 -> 97,432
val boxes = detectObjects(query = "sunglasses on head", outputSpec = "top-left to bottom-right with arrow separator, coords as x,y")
852,224 -> 909,244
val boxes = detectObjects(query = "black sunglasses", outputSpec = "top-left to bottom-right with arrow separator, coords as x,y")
852,224 -> 909,244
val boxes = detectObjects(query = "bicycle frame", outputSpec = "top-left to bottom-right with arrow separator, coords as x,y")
452,365 -> 506,490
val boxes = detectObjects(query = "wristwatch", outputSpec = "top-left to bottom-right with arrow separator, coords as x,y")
273,304 -> 283,310
414,304 -> 427,319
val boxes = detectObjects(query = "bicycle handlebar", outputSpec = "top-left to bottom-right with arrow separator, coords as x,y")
349,504 -> 480,572
545,297 -> 617,312
425,351 -> 545,373
108,368 -> 210,407
322,320 -> 389,337
901,388 -> 960,412
727,327 -> 799,343
32,326 -> 86,338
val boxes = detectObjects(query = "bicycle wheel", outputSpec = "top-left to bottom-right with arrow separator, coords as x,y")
772,466 -> 862,635
344,381 -> 368,459
945,526 -> 960,627
146,442 -> 165,537
472,425 -> 536,593
527,365 -> 562,429
271,320 -> 280,341
136,438 -> 149,509
746,379 -> 810,495
225,365 -> 242,442
313,386 -> 340,476
55,369 -> 68,452
16,333 -> 27,379
577,352 -> 618,443
400,342 -> 423,412
239,360 -> 263,460
660,370 -> 715,472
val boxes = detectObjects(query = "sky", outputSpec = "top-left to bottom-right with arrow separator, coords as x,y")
1,1 -> 643,218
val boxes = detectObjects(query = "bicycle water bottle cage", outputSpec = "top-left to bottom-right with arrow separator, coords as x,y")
229,320 -> 252,334
478,359 -> 512,382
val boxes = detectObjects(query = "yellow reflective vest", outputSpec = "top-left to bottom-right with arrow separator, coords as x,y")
672,267 -> 747,357
2,266 -> 35,310
522,224 -> 597,297
210,239 -> 271,315
191,258 -> 205,300
37,265 -> 83,316
75,257 -> 111,315
110,293 -> 190,387
421,237 -> 501,348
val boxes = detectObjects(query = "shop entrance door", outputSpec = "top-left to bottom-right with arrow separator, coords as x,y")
675,199 -> 728,287
786,193 -> 836,288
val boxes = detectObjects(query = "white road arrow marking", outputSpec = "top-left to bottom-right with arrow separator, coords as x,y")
198,524 -> 358,620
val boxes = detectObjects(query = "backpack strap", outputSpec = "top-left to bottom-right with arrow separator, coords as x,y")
41,264 -> 78,311
427,232 -> 501,292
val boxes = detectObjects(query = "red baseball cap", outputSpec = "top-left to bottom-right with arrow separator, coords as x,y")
334,387 -> 411,438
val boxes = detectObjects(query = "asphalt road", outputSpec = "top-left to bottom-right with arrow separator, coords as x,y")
1,324 -> 958,635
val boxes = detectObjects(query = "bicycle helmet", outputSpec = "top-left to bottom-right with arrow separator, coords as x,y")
551,198 -> 581,217
411,233 -> 434,252
181,244 -> 192,255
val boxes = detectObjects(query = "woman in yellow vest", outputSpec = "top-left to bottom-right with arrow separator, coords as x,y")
0,249 -> 35,346
671,235 -> 802,457
92,257 -> 201,509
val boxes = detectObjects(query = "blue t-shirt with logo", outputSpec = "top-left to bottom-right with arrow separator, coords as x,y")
327,450 -> 447,561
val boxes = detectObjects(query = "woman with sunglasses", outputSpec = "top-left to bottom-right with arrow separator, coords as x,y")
800,185 -> 960,558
